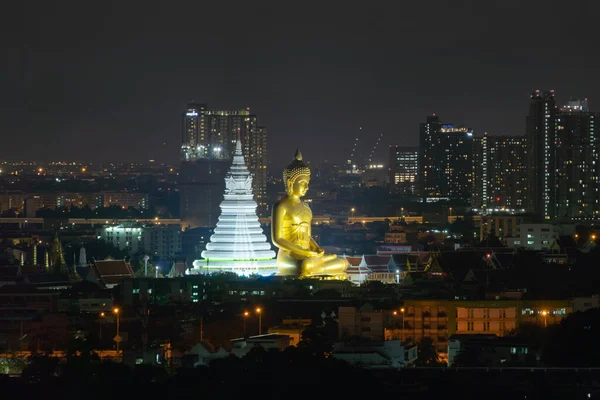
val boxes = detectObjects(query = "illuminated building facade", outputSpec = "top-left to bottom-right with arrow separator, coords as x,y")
191,140 -> 277,276
419,116 -> 473,203
97,223 -> 182,261
554,99 -> 599,220
526,90 -> 557,221
179,103 -> 269,228
472,134 -> 527,212
389,146 -> 418,195
181,103 -> 208,161
382,299 -> 571,358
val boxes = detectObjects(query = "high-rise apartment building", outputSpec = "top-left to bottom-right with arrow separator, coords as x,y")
554,99 -> 599,220
526,92 -> 599,221
181,103 -> 208,161
179,103 -> 269,228
472,134 -> 527,212
526,90 -> 557,221
388,146 -> 418,196
419,116 -> 473,203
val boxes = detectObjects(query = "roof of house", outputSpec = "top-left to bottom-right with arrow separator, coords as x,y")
169,261 -> 188,276
344,256 -> 363,267
364,255 -> 391,266
90,260 -> 134,287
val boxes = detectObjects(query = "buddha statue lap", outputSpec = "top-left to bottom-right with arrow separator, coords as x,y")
271,150 -> 348,277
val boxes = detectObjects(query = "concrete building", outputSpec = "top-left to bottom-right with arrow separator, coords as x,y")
338,304 -> 387,341
527,90 -> 557,221
554,99 -> 600,221
97,224 -> 143,254
472,134 -> 527,212
179,103 -> 270,226
267,319 -> 311,347
505,223 -> 559,250
230,334 -> 291,358
331,340 -> 417,369
383,299 -> 571,359
419,116 -> 473,203
141,224 -> 182,262
448,334 -> 536,367
478,214 -> 526,242
389,146 -> 418,196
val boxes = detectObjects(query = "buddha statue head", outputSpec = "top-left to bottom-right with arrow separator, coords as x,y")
283,149 -> 311,197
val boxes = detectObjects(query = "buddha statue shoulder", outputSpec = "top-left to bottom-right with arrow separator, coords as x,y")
271,149 -> 348,278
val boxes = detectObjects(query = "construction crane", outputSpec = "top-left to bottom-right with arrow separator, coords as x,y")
367,132 -> 384,164
347,127 -> 362,172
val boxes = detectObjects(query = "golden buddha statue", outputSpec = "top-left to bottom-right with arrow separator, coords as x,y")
271,150 -> 348,277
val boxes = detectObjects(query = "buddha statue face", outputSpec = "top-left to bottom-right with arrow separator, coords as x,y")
288,173 -> 310,198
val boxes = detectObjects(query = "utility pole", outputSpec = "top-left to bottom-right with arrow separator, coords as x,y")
200,316 -> 203,342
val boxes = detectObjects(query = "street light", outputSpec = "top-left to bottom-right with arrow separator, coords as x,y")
351,208 -> 355,220
99,312 -> 105,343
541,310 -> 548,328
243,311 -> 249,336
256,307 -> 262,335
449,207 -> 453,219
113,308 -> 121,352
155,266 -> 160,278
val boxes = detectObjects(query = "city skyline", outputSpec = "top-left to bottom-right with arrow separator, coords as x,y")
5,1 -> 600,171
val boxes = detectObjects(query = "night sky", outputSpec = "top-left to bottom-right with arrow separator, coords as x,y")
4,1 -> 600,172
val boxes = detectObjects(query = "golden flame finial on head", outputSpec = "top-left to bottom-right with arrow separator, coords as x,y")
283,149 -> 311,192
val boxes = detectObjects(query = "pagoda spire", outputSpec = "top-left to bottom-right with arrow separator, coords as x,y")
192,136 -> 277,276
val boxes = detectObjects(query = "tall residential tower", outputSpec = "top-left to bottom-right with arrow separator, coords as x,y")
419,116 -> 473,203
179,103 -> 269,228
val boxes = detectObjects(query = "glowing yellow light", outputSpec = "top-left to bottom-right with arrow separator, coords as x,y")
100,312 -> 105,317
400,308 -> 405,313
244,311 -> 249,317
592,234 -> 597,240
393,311 -> 397,316
81,167 -> 86,172
255,307 -> 262,314
113,308 -> 119,314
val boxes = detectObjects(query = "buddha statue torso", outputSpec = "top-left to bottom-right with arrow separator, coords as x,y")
280,201 -> 312,251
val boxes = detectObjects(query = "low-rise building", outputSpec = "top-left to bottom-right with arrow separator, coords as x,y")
230,333 -> 291,357
331,339 -> 417,369
506,223 -> 559,250
448,334 -> 537,367
267,319 -> 311,347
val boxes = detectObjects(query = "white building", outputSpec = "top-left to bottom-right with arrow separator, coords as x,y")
97,223 -> 181,260
185,341 -> 229,367
506,223 -> 558,250
191,140 -> 277,276
141,224 -> 182,261
331,340 -> 417,369
230,334 -> 292,358
97,223 -> 142,254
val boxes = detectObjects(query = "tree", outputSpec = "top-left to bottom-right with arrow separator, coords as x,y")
542,308 -> 600,367
415,337 -> 444,367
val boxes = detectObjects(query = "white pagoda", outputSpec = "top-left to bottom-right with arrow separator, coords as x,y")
191,140 -> 277,276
